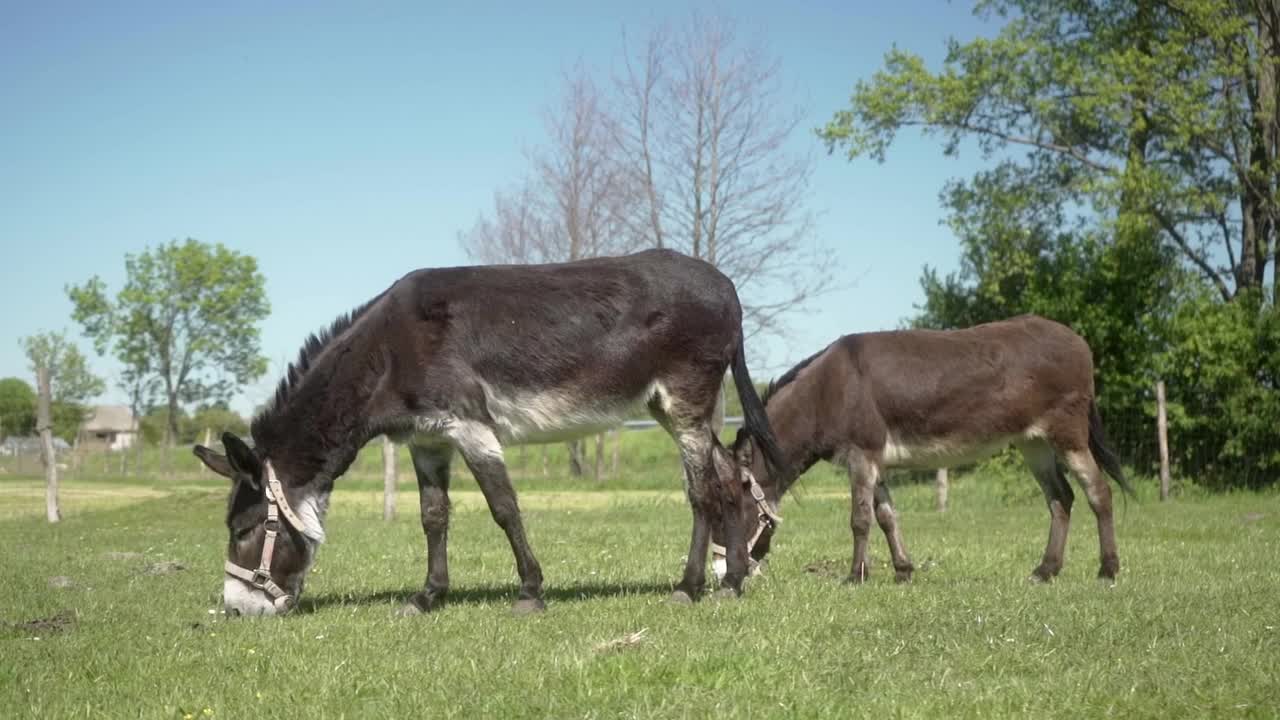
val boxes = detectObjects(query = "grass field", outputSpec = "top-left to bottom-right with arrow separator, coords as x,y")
1,432 -> 1278,719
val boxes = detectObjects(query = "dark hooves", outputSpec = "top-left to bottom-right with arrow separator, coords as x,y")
844,570 -> 869,585
667,590 -> 695,606
511,598 -> 547,616
397,591 -> 446,616
1028,566 -> 1056,584
395,603 -> 424,617
894,570 -> 913,584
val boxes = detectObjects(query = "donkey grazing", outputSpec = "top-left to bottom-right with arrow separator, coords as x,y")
194,249 -> 784,616
721,315 -> 1132,585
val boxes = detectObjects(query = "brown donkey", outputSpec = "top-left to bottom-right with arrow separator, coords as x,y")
724,315 -> 1132,585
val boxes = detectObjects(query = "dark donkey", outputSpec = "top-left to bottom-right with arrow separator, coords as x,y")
194,249 -> 784,616
722,315 -> 1132,585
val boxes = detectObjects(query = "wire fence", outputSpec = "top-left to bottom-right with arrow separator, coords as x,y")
3,384 -> 1276,493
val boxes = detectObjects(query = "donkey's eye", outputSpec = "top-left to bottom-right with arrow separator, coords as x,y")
234,527 -> 255,541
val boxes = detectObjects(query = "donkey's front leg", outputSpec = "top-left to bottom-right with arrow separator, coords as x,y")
847,451 -> 880,584
399,444 -> 454,616
456,428 -> 545,614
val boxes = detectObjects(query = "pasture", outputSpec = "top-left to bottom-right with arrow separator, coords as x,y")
1,430 -> 1277,719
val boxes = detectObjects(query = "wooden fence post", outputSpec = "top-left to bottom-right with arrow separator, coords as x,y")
1156,380 -> 1170,501
37,366 -> 60,523
935,467 -> 949,513
199,428 -> 212,474
382,435 -> 397,521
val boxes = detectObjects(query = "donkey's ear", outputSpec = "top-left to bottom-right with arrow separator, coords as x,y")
193,445 -> 234,479
221,432 -> 262,484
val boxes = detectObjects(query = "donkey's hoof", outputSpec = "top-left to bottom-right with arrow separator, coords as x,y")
395,603 -> 423,617
844,568 -> 869,585
711,587 -> 741,602
511,598 -> 546,616
399,590 -> 446,615
667,590 -> 696,606
1097,574 -> 1117,589
894,569 -> 913,584
1029,564 -> 1059,584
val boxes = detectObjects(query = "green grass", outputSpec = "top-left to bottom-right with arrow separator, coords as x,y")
0,438 -> 1277,719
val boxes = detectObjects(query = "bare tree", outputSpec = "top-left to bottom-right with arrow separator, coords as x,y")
614,13 -> 834,341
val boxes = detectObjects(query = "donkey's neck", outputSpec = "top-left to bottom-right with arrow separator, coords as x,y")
761,375 -> 840,497
254,343 -> 388,489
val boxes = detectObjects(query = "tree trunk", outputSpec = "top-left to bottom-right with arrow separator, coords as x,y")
382,435 -> 397,521
199,428 -> 212,474
567,440 -> 585,477
132,424 -> 143,478
37,366 -> 59,523
1156,381 -> 1170,502
593,433 -> 605,481
166,392 -> 180,448
611,429 -> 621,478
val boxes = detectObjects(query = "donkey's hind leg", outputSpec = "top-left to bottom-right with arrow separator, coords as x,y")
399,443 -> 455,616
1063,447 -> 1119,583
1021,440 -> 1074,582
874,482 -> 915,583
452,425 -> 546,614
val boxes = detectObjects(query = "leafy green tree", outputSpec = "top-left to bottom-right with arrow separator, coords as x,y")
821,0 -> 1276,303
186,403 -> 248,444
20,332 -> 106,443
0,378 -> 36,439
821,0 -> 1280,487
67,239 -> 270,445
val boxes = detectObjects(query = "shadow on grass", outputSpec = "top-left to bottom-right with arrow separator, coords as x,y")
299,579 -> 677,613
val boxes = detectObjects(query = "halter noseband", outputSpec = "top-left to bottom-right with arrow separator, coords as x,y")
710,468 -> 782,574
224,461 -> 306,612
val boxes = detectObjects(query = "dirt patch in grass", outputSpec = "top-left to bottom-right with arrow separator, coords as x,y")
6,609 -> 76,637
140,560 -> 187,576
803,558 -> 846,579
48,576 -> 75,589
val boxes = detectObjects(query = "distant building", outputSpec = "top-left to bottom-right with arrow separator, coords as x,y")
78,405 -> 138,451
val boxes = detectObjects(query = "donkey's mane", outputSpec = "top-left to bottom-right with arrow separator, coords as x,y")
762,344 -> 829,406
250,292 -> 385,439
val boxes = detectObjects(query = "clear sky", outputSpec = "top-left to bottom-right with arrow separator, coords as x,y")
0,1 -> 996,415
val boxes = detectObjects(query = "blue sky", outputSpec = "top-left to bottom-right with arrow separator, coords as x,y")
0,1 -> 996,415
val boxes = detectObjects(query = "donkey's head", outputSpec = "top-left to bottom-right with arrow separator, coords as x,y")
709,429 -> 785,582
194,433 -> 327,617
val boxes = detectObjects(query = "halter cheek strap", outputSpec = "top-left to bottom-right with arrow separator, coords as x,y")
710,469 -> 782,572
224,461 -> 304,611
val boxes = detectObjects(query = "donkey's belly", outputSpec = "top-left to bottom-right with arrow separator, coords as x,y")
480,380 -> 656,446
880,430 -> 1028,470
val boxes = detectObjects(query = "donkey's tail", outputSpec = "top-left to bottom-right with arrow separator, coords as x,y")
730,334 -> 788,474
1088,399 -> 1134,497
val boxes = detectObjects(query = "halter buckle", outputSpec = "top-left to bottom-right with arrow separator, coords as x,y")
251,568 -> 273,589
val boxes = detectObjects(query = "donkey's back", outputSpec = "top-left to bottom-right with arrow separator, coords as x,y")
837,314 -> 1096,464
